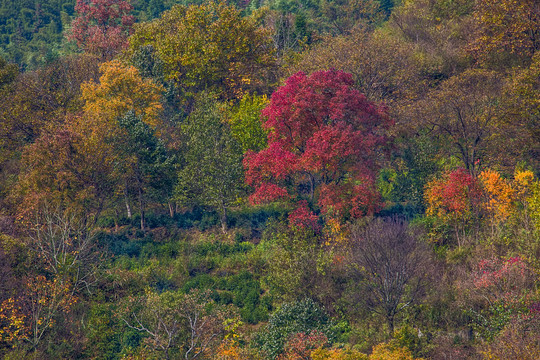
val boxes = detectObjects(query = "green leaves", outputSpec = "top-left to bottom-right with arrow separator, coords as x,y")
175,94 -> 245,231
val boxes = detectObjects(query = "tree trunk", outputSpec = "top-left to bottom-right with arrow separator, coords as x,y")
138,186 -> 145,231
168,202 -> 175,218
114,209 -> 119,232
124,188 -> 132,218
387,313 -> 395,334
220,200 -> 228,233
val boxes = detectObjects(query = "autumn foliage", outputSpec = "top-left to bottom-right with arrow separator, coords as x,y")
244,70 -> 392,224
68,0 -> 135,59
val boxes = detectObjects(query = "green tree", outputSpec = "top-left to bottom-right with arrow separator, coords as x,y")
255,298 -> 336,360
175,94 -> 244,232
116,111 -> 175,231
228,92 -> 268,153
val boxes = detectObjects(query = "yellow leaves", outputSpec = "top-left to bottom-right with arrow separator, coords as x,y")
514,169 -> 535,193
311,347 -> 368,360
323,218 -> 348,246
310,343 -> 425,360
369,343 -> 424,360
81,59 -> 163,130
0,297 -> 28,343
127,2 -> 275,100
479,169 -> 515,223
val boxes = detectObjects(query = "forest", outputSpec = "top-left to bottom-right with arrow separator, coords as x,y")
0,0 -> 539,359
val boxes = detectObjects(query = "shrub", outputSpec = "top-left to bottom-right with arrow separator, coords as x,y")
255,298 -> 336,359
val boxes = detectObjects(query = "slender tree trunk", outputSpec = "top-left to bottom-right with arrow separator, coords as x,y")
388,313 -> 395,334
114,209 -> 119,232
124,187 -> 132,218
309,173 -> 315,201
168,202 -> 175,218
220,200 -> 227,234
138,186 -> 145,231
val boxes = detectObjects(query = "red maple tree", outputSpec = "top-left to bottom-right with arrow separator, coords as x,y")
68,0 -> 135,59
244,69 -> 392,224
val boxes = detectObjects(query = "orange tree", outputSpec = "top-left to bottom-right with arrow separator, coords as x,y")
424,168 -> 483,246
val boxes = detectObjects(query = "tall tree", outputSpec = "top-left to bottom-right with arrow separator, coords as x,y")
70,59 -> 164,221
126,2 -> 276,103
411,69 -> 503,176
348,217 -> 433,333
175,94 -> 244,232
116,111 -> 175,230
244,69 -> 392,222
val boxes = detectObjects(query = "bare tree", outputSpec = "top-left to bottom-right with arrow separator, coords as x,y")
8,205 -> 101,350
348,217 -> 434,332
28,205 -> 99,293
121,289 -> 231,360
412,69 -> 503,177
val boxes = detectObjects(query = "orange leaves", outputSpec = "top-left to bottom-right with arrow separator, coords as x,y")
425,167 -> 540,244
425,168 -> 481,220
479,169 -> 515,224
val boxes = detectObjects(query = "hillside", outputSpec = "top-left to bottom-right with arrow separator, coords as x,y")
0,0 -> 539,359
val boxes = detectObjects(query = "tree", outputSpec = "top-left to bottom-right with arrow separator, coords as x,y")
411,69 -> 503,176
424,168 -> 483,246
502,52 -> 540,169
121,289 -> 232,360
479,168 -> 515,230
72,59 -> 164,221
288,29 -> 421,105
0,55 -> 99,164
280,331 -> 328,360
116,111 -> 175,230
469,0 -> 540,64
68,0 -> 135,59
389,0 -> 474,79
255,298 -> 336,360
16,127 -> 116,222
368,342 -> 424,360
348,217 -> 433,333
228,93 -> 269,153
126,2 -> 276,102
244,70 -> 392,223
0,206 -> 98,352
175,95 -> 244,232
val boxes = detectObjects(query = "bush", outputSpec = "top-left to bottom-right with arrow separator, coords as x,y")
255,298 -> 336,359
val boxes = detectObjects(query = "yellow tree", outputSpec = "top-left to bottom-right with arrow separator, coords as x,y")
126,2 -> 276,102
469,0 -> 540,64
72,59 -> 164,225
479,168 -> 515,232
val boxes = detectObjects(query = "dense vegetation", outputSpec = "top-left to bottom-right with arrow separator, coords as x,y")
0,0 -> 539,359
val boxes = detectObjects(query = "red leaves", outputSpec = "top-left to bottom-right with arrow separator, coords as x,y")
279,331 -> 328,360
245,70 -> 392,223
425,168 -> 483,218
288,201 -> 320,231
68,0 -> 135,59
244,141 -> 298,185
248,183 -> 289,204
